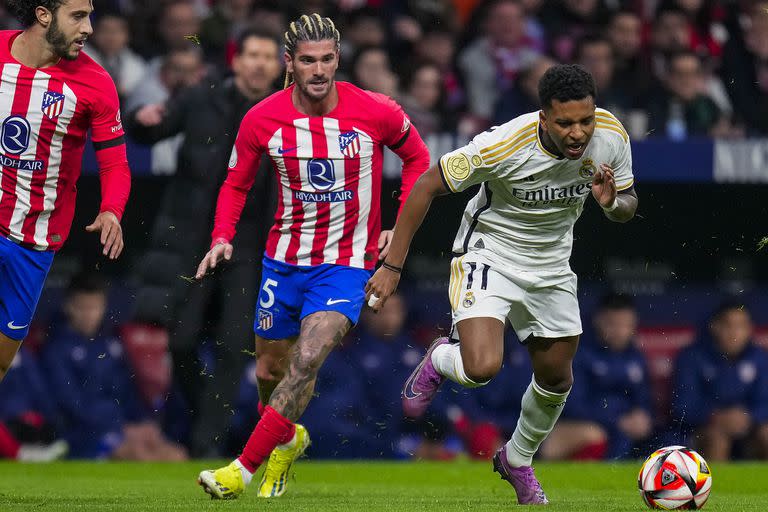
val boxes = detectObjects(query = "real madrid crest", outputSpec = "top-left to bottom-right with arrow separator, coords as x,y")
463,291 -> 475,308
578,158 -> 596,179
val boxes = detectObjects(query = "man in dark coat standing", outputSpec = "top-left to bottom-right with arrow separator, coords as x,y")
126,28 -> 282,457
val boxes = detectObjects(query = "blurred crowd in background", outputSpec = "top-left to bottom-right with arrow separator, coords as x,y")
2,274 -> 767,463
1,0 -> 767,463
3,0 -> 768,140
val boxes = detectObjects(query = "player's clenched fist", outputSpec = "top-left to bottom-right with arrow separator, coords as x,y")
365,266 -> 401,312
196,241 -> 233,280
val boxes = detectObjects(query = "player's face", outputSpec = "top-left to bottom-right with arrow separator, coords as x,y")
232,36 -> 281,96
47,0 -> 93,60
286,39 -> 339,102
539,97 -> 596,160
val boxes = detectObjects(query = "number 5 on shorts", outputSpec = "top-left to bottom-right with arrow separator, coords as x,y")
260,278 -> 278,308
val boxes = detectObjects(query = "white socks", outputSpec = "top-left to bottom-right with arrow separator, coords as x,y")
506,377 -> 570,467
234,458 -> 253,485
430,343 -> 570,467
431,342 -> 487,388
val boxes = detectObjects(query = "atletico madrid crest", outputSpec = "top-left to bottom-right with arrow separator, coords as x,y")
41,91 -> 65,120
339,131 -> 360,158
258,308 -> 273,331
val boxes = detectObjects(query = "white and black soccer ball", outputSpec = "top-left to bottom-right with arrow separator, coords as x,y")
638,445 -> 712,509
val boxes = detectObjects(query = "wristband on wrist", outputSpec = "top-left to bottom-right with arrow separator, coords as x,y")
382,262 -> 402,273
601,197 -> 619,212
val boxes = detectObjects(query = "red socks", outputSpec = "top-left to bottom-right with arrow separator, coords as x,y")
0,422 -> 20,459
237,405 -> 296,473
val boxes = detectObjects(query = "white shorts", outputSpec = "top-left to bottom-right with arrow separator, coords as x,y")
448,249 -> 582,342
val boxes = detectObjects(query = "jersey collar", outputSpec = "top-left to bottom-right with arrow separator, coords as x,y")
536,120 -> 562,160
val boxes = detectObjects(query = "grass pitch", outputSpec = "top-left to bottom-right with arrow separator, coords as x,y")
0,460 -> 766,511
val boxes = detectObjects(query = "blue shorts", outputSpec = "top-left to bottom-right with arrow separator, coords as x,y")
254,257 -> 373,340
0,236 -> 54,341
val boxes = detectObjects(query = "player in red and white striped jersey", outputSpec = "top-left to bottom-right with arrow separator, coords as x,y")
0,0 -> 131,383
196,13 -> 430,500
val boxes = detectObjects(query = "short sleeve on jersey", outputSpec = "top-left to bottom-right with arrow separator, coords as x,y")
90,74 -> 124,143
613,138 -> 634,191
438,121 -> 535,193
596,111 -> 634,191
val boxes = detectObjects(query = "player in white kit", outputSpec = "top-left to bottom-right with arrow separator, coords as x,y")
365,64 -> 638,504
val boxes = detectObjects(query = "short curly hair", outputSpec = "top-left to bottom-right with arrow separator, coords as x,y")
538,64 -> 596,109
6,0 -> 66,28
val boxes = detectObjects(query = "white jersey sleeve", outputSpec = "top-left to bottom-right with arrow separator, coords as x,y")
438,116 -> 538,193
595,109 -> 634,191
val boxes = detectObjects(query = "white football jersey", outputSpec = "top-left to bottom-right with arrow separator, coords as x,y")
439,108 -> 634,269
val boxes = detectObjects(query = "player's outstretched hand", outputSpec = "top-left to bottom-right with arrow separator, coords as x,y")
591,163 -> 617,208
378,229 -> 394,260
365,266 -> 400,312
195,242 -> 233,280
85,211 -> 123,260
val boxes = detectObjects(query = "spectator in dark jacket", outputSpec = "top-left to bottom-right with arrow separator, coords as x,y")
646,50 -> 725,138
671,302 -> 768,460
574,34 -> 635,121
542,294 -> 653,460
721,3 -> 768,135
125,28 -> 282,457
494,56 -> 555,125
0,345 -> 68,462
606,10 -> 649,109
41,274 -> 187,460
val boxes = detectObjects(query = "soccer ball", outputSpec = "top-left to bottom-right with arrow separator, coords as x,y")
638,446 -> 712,509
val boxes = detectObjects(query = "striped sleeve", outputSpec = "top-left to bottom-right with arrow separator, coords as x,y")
596,110 -> 634,191
438,119 -> 536,193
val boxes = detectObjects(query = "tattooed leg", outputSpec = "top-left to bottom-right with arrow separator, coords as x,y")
268,311 -> 352,422
254,335 -> 295,405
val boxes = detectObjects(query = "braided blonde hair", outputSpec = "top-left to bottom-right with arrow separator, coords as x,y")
283,13 -> 341,89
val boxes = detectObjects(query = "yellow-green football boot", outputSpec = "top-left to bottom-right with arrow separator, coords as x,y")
198,461 -> 245,500
257,424 -> 311,497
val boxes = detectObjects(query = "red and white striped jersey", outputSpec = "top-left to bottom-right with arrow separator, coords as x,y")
213,81 -> 430,270
0,30 -> 125,251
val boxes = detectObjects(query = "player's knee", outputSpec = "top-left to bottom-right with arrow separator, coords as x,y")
255,357 -> 284,381
535,370 -> 574,394
463,356 -> 502,384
